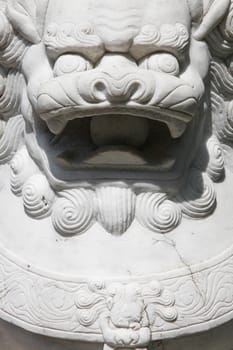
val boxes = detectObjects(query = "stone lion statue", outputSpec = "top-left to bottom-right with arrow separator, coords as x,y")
1,1 -> 233,349
0,0 -> 231,237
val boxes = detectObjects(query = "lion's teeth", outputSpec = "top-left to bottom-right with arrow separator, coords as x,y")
47,118 -> 67,135
167,120 -> 187,138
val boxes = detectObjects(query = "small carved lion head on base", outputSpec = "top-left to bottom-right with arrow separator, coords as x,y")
0,0 -> 232,236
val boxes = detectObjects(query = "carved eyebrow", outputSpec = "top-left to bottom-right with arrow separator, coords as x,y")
43,22 -> 105,63
130,23 -> 190,60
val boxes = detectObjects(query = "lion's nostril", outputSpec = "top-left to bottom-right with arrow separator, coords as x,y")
94,81 -> 106,92
88,54 -> 149,102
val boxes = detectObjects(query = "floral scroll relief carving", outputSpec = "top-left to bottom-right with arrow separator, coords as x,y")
0,251 -> 177,348
1,246 -> 233,344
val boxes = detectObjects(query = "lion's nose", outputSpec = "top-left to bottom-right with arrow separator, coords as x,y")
78,54 -> 155,104
90,74 -> 148,103
97,53 -> 137,72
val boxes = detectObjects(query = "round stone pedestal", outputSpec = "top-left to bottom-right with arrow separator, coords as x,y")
1,318 -> 233,350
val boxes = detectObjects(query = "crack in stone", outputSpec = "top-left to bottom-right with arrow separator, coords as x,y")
171,239 -> 206,305
152,235 -> 206,304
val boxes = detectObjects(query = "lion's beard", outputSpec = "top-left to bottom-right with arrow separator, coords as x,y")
4,131 -> 223,236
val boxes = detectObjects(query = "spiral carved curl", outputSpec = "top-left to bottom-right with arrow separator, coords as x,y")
52,189 -> 95,236
136,193 -> 182,233
22,174 -> 55,219
178,169 -> 216,219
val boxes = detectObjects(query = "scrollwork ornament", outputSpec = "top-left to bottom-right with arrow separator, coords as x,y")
210,59 -> 233,144
0,119 -> 5,139
194,135 -> 225,182
0,70 -> 24,118
10,146 -> 38,195
0,67 -> 6,97
44,22 -> 104,61
178,169 -> 216,219
0,114 -> 24,163
205,136 -> 225,182
136,192 -> 182,233
52,189 -> 95,236
132,23 -> 189,59
22,173 -> 55,219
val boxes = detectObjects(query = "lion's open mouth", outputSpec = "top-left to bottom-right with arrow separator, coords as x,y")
37,107 -> 196,185
55,115 -> 175,169
34,55 -> 200,186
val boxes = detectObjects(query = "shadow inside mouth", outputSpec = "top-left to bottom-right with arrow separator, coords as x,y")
48,114 -> 179,171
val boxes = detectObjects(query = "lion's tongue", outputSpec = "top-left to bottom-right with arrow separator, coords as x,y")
90,115 -> 149,148
84,146 -> 147,166
55,114 -> 176,169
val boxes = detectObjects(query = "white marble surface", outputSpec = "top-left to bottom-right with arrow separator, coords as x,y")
0,0 -> 233,349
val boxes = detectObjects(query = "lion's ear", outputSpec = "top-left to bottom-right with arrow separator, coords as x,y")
6,0 -> 41,44
194,0 -> 230,40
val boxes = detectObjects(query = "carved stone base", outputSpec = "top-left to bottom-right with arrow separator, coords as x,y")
1,164 -> 233,348
1,318 -> 233,350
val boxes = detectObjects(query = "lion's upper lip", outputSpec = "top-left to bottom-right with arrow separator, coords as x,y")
42,106 -> 189,139
36,69 -> 197,138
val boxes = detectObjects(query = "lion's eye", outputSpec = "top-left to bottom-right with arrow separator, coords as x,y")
140,53 -> 180,76
54,54 -> 93,77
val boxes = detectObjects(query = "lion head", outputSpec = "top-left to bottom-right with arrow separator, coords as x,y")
0,0 -> 231,236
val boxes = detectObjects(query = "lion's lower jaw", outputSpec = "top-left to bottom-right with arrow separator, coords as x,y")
50,172 -> 216,236
0,115 -> 224,236
4,136 -> 223,236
